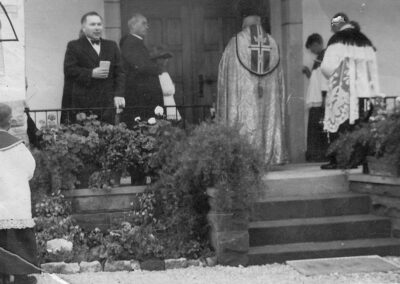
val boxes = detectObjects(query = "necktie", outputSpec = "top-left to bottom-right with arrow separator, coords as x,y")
91,39 -> 100,45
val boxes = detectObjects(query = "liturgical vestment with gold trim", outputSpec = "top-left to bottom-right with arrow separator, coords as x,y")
217,24 -> 288,165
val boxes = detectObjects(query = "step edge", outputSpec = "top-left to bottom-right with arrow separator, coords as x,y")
255,193 -> 369,203
248,238 -> 400,255
249,214 -> 390,229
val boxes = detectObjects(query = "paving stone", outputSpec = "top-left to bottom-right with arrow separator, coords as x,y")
104,260 -> 132,272
41,262 -> 80,274
46,239 -> 73,253
165,258 -> 188,270
140,259 -> 165,271
187,259 -> 202,267
130,260 -> 141,271
205,256 -> 218,267
79,261 -> 102,273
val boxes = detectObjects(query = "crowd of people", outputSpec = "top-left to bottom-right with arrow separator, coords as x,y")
61,11 -> 177,126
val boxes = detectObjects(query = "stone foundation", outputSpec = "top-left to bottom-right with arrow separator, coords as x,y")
349,174 -> 400,237
207,188 -> 249,266
64,186 -> 146,230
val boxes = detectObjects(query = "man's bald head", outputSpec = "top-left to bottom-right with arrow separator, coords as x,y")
242,15 -> 261,29
128,13 -> 149,38
0,103 -> 12,130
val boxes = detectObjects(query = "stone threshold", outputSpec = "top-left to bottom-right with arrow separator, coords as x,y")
41,257 -> 218,274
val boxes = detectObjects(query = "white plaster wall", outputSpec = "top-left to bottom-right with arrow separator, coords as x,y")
25,0 -> 104,109
303,0 -> 400,97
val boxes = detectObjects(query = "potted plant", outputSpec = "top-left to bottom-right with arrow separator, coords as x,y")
94,123 -> 140,188
35,114 -> 101,191
128,114 -> 171,186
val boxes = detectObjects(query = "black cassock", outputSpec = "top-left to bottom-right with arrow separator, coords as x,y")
120,34 -> 164,125
62,37 -> 125,124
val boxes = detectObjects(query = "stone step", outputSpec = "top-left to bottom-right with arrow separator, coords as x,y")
65,186 -> 146,213
262,165 -> 361,198
251,193 -> 370,221
249,214 -> 391,247
248,238 -> 400,265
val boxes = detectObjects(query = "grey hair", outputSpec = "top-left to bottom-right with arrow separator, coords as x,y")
128,13 -> 146,31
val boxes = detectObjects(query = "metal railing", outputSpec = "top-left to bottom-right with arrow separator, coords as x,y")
25,105 -> 213,129
359,96 -> 399,118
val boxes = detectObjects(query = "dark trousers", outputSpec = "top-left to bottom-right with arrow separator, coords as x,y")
327,99 -> 373,165
0,228 -> 38,275
306,107 -> 329,162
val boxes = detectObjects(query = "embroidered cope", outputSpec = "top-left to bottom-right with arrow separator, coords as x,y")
217,24 -> 288,165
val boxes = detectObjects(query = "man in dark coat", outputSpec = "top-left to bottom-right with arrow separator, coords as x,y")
62,11 -> 125,124
120,13 -> 164,125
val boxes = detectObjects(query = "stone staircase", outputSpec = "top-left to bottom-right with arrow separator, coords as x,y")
248,165 -> 400,265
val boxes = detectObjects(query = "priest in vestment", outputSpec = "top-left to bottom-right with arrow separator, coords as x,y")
217,4 -> 288,165
320,13 -> 380,169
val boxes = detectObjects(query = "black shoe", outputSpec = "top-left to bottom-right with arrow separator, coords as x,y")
320,162 -> 338,170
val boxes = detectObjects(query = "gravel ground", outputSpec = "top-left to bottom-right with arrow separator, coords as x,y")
35,258 -> 400,284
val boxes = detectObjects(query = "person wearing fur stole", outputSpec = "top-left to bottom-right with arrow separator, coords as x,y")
320,13 -> 380,169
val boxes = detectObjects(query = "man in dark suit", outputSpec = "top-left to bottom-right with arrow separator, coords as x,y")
62,11 -> 125,124
120,13 -> 164,125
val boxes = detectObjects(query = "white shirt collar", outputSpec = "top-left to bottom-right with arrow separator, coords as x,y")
131,33 -> 143,40
340,24 -> 353,31
86,37 -> 101,44
86,37 -> 101,55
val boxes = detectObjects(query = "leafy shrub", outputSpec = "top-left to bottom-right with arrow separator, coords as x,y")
135,122 -> 264,259
34,192 -> 86,263
328,99 -> 400,169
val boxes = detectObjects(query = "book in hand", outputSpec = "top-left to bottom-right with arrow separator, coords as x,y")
99,60 -> 111,71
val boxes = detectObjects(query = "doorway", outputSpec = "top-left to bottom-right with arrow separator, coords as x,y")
120,0 -> 270,120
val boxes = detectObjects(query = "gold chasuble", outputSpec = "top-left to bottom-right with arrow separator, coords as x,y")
217,24 -> 288,165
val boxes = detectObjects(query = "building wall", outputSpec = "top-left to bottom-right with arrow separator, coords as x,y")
104,0 -> 122,43
279,0 -> 305,163
303,0 -> 400,97
25,0 -> 104,109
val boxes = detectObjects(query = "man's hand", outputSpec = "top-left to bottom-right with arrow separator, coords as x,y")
114,97 -> 125,114
92,67 -> 109,79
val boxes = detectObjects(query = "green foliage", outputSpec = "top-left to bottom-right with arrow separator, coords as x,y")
327,123 -> 372,168
34,120 -> 263,263
328,99 -> 400,168
34,192 -> 85,263
136,121 -> 264,259
31,115 -> 169,191
102,222 -> 164,261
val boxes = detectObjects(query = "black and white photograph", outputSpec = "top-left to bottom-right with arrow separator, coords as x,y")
1,0 -> 400,283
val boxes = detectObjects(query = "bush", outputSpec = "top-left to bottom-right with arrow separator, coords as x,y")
328,99 -> 400,169
137,122 -> 264,259
34,121 -> 264,263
